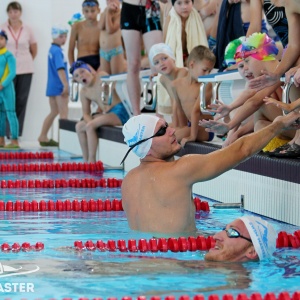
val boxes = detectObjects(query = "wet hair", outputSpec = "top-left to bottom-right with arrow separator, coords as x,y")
187,45 -> 216,65
171,0 -> 194,5
6,1 -> 22,12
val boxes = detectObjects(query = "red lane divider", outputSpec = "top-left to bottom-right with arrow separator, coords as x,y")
0,199 -> 124,212
0,161 -> 104,172
4,291 -> 300,300
0,198 -> 209,212
194,197 -> 210,212
72,229 -> 300,252
73,235 -> 216,252
276,230 -> 300,249
0,177 -> 122,189
0,151 -> 53,160
1,242 -> 44,252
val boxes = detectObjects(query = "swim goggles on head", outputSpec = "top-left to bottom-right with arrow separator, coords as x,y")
234,49 -> 258,60
82,1 -> 98,7
223,227 -> 252,243
120,123 -> 168,165
69,61 -> 90,75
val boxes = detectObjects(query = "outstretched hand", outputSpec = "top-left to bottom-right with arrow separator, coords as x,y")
248,70 -> 280,91
198,119 -> 230,135
274,111 -> 300,131
263,97 -> 292,114
207,99 -> 231,121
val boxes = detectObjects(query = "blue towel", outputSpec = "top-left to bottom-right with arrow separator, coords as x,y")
214,0 -> 244,71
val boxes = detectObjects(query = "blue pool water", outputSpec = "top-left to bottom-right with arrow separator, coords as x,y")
0,149 -> 300,299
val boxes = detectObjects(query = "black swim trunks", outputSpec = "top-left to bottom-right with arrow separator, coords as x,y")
121,2 -> 162,34
78,54 -> 100,71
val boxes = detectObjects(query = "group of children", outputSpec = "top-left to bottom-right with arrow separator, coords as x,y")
54,0 -> 298,161
2,0 -> 297,161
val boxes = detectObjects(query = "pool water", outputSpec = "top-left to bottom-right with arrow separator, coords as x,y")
0,149 -> 299,299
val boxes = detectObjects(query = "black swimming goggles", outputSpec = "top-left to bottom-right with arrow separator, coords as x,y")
120,123 -> 168,165
223,228 -> 252,243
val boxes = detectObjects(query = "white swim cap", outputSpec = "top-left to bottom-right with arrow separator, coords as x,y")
148,43 -> 176,66
240,216 -> 277,260
51,24 -> 68,39
122,115 -> 160,159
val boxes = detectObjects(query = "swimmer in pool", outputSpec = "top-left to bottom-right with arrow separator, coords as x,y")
120,112 -> 300,237
58,215 -> 276,262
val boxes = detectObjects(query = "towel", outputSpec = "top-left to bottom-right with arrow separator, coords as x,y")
215,1 -> 244,71
165,7 -> 208,68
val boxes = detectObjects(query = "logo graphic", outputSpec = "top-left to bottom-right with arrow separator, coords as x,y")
0,262 -> 39,278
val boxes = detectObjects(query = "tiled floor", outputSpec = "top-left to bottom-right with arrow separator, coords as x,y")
2,138 -> 57,151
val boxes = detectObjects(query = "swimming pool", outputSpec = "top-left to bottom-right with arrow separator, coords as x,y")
0,149 -> 299,299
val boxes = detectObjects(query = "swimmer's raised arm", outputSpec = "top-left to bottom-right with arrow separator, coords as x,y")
179,111 -> 300,185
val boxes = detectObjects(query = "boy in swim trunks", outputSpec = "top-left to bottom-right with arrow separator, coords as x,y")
171,45 -> 216,146
68,0 -> 101,72
70,60 -> 129,162
99,0 -> 127,75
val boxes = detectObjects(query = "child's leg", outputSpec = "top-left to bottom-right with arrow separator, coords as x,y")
110,52 -> 127,75
75,120 -> 89,161
196,126 -> 210,142
122,30 -> 142,115
56,95 -> 69,119
6,110 -> 19,144
2,92 -> 19,145
86,113 -> 121,162
174,126 -> 191,142
100,55 -> 112,74
38,97 -> 59,142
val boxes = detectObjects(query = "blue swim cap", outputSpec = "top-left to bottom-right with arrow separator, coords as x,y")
51,25 -> 68,39
0,30 -> 8,41
69,60 -> 91,75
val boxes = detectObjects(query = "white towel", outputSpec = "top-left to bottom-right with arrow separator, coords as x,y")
165,7 -> 208,67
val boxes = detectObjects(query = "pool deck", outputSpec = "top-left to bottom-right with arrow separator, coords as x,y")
59,119 -> 300,227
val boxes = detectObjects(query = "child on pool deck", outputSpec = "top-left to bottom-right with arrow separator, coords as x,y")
0,29 -> 19,149
68,0 -> 101,72
200,33 -> 296,154
171,45 -> 216,146
99,0 -> 127,75
148,43 -> 188,127
38,25 -> 69,147
70,60 -> 130,162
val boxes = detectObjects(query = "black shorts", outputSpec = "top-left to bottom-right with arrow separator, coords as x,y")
121,2 -> 162,34
78,54 -> 100,71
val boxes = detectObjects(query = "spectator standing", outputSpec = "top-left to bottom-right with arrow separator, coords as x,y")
1,1 -> 37,137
